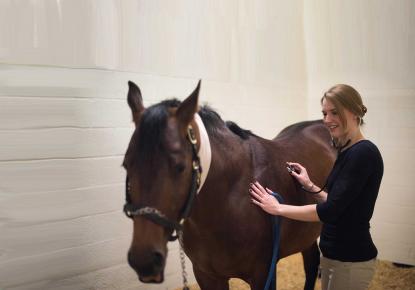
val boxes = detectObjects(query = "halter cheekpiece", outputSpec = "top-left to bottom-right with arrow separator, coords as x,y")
123,124 -> 202,241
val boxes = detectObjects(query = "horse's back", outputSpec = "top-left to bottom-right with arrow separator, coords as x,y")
273,120 -> 334,157
275,120 -> 328,141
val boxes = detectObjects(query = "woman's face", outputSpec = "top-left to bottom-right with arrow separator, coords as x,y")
321,98 -> 357,140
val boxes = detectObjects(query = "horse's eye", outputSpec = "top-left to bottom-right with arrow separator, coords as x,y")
175,163 -> 186,173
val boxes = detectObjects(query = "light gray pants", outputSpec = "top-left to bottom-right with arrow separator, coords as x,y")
320,256 -> 376,290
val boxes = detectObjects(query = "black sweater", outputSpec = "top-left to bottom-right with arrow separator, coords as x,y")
316,140 -> 384,262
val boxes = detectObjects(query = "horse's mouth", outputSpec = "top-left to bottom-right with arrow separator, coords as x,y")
139,272 -> 164,283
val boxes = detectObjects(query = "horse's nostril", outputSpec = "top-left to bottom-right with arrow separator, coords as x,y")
127,250 -> 165,274
152,251 -> 164,268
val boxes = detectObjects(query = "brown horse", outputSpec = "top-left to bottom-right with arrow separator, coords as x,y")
123,81 -> 336,290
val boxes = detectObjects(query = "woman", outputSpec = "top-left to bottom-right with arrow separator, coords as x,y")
250,84 -> 383,290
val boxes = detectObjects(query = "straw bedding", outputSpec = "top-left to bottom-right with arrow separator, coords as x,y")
175,253 -> 415,290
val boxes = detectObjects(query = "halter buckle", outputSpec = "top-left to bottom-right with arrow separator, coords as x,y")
192,160 -> 199,170
187,125 -> 197,145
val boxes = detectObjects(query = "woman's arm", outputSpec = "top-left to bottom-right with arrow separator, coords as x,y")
278,204 -> 320,222
249,181 -> 321,222
302,182 -> 328,203
287,162 -> 328,202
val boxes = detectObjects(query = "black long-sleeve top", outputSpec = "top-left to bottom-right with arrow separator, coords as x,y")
316,140 -> 384,262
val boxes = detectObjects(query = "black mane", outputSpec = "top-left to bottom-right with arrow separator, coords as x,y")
198,105 -> 255,139
129,100 -> 254,167
197,105 -> 226,136
133,99 -> 181,167
225,121 -> 256,140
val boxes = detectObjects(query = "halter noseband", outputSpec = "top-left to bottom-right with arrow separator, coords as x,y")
123,124 -> 202,241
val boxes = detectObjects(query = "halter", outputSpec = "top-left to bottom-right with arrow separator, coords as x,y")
123,123 -> 202,242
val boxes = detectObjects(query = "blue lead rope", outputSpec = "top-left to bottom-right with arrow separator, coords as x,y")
263,192 -> 284,290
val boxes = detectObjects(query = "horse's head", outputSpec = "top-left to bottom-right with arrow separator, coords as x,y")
123,80 -> 202,283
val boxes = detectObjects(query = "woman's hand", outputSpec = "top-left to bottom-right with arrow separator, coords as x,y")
249,180 -> 321,222
286,162 -> 313,190
249,181 -> 281,215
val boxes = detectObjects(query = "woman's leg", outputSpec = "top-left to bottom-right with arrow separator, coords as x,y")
320,256 -> 375,290
349,259 -> 376,289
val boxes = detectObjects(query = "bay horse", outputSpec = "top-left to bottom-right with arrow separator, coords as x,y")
122,80 -> 336,290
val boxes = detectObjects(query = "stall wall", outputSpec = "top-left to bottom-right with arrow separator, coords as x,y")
0,1 -> 307,289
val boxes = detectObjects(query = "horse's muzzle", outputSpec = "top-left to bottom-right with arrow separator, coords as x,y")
128,250 -> 165,283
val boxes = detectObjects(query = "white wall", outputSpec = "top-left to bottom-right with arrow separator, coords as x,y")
0,1 -> 307,289
0,1 -> 413,289
0,65 -> 198,290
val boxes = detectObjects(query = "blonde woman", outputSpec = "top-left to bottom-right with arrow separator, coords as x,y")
250,84 -> 383,290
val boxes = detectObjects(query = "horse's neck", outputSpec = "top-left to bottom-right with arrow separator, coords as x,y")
199,133 -> 267,197
208,136 -> 284,191
190,134 -> 276,228
212,134 -> 252,173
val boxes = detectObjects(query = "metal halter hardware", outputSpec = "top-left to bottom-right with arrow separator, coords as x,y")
123,124 -> 202,242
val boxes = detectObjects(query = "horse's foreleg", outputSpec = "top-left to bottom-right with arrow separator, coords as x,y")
193,266 -> 229,290
247,265 -> 272,290
301,241 -> 320,290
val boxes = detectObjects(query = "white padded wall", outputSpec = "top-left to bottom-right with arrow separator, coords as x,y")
0,0 -> 308,289
0,66 -> 200,290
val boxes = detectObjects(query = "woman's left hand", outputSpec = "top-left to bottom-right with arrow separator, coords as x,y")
249,181 -> 281,215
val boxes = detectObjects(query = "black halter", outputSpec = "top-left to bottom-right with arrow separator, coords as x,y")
123,125 -> 202,241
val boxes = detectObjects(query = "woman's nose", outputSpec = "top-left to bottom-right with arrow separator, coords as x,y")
324,114 -> 332,123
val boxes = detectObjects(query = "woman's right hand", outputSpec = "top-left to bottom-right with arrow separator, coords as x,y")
286,162 -> 313,190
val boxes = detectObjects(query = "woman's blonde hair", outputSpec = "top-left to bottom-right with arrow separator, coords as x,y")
321,84 -> 367,128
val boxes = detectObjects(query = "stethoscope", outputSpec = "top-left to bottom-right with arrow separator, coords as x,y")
287,138 -> 351,194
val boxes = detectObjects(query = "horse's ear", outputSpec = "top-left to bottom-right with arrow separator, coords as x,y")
176,80 -> 201,126
127,81 -> 145,123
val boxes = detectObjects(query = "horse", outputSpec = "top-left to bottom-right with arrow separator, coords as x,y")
122,80 -> 336,290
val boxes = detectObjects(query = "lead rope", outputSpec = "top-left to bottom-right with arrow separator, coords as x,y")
263,192 -> 284,290
178,230 -> 189,290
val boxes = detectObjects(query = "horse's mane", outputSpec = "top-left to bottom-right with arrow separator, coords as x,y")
198,105 -> 256,140
131,99 -> 181,168
132,100 -> 253,164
